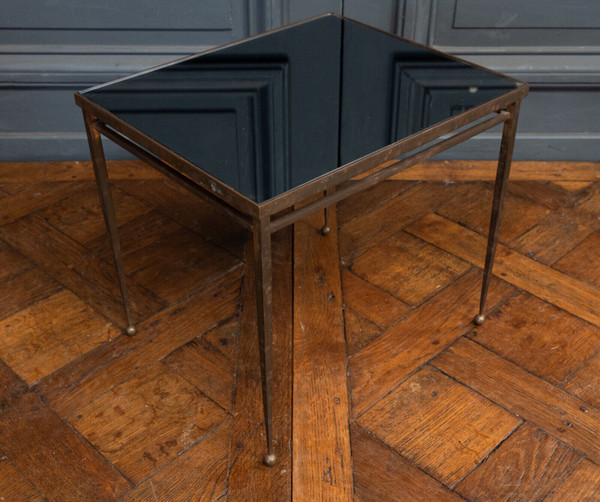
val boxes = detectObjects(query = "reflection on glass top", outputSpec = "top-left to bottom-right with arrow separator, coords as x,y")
82,15 -> 520,203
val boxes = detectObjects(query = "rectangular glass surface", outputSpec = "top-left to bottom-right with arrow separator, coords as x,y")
82,15 -> 521,203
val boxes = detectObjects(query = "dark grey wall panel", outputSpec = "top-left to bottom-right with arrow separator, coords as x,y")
1,0 -> 598,161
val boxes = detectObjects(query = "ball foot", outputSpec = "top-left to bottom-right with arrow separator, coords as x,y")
263,453 -> 277,467
473,314 -> 486,326
320,225 -> 331,236
125,325 -> 137,336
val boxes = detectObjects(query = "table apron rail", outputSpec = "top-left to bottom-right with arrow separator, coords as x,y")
268,109 -> 510,233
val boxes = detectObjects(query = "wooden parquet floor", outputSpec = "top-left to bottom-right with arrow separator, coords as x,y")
1,160 -> 600,500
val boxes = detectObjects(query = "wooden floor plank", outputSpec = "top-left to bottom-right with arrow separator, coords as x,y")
351,424 -> 462,502
339,182 -> 465,265
358,366 -> 520,487
0,214 -> 165,328
554,230 -> 600,289
293,212 -> 353,501
349,270 -> 514,418
405,213 -> 600,327
120,421 -> 231,502
227,229 -> 293,501
0,289 -> 120,385
563,352 -> 600,409
68,362 -> 230,484
351,230 -> 470,306
431,337 -> 600,464
546,458 -> 600,501
0,181 -> 90,225
0,362 -> 131,501
0,458 -> 45,502
163,335 -> 236,413
455,422 -> 582,501
381,160 -> 600,182
33,269 -> 242,418
0,160 -> 162,182
0,267 -> 61,320
470,291 -> 600,386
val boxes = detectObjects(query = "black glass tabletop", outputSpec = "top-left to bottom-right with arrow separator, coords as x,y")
82,14 -> 521,203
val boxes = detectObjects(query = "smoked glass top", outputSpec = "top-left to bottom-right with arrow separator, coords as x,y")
82,15 -> 520,203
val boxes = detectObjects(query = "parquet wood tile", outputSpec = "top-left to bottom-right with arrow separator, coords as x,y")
546,458 -> 600,501
37,183 -> 150,246
119,421 -> 231,502
338,182 -> 465,266
554,230 -> 600,289
123,225 -> 241,304
0,289 -> 120,385
455,422 -> 582,501
469,291 -> 600,386
33,269 -> 242,418
68,361 -> 230,484
0,457 -> 45,501
432,337 -> 600,464
0,362 -> 131,500
358,365 -> 520,487
351,230 -> 470,305
351,424 -> 462,502
349,270 -> 515,418
163,335 -> 236,413
0,214 -> 165,328
3,161 -> 600,500
406,213 -> 600,327
563,352 -> 600,409
436,182 -> 550,243
0,267 -> 61,320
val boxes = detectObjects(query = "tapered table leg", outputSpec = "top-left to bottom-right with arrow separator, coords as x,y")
83,112 -> 136,336
253,217 -> 276,466
475,100 -> 522,325
321,188 -> 335,236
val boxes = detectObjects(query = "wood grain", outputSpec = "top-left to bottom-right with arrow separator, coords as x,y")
0,181 -> 89,225
349,269 -> 514,418
0,289 -> 120,385
351,230 -> 470,305
68,362 -> 229,484
436,182 -> 550,243
554,230 -> 600,289
120,421 -> 231,502
351,424 -> 462,502
33,268 -> 242,418
359,365 -> 520,487
564,352 -> 600,409
0,458 -> 44,501
164,335 -> 236,413
339,182 -> 465,265
0,362 -> 131,500
293,212 -> 353,501
405,213 -> 600,327
0,160 -> 162,182
0,267 -> 61,320
455,422 -> 582,501
0,214 -> 165,328
432,337 -> 600,464
380,160 -> 600,182
469,291 -> 600,386
0,239 -> 31,282
38,183 -> 149,246
546,458 -> 600,501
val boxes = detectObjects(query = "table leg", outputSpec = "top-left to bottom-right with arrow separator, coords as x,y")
83,112 -> 136,336
475,100 -> 522,325
321,188 -> 335,236
253,218 -> 276,466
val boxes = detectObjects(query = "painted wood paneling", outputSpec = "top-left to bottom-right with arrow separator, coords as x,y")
0,0 -> 597,161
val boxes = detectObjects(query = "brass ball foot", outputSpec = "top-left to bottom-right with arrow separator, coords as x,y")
263,453 -> 277,467
473,314 -> 486,326
125,325 -> 137,336
321,225 -> 331,236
